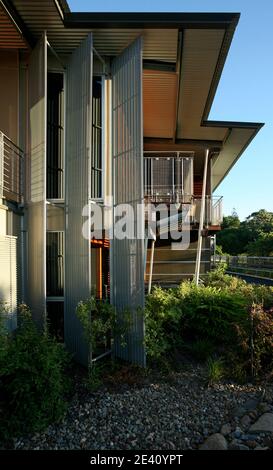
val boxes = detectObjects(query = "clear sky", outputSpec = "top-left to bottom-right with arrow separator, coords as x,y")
68,0 -> 273,221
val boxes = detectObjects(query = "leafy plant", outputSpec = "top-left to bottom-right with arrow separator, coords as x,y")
188,339 -> 216,362
206,357 -> 225,384
0,304 -> 71,441
144,287 -> 182,360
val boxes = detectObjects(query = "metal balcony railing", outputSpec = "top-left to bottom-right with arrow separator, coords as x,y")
192,196 -> 223,226
144,152 -> 194,204
0,131 -> 24,203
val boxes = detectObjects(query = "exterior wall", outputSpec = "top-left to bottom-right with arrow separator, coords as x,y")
0,50 -> 19,144
0,203 -> 7,235
0,234 -> 17,331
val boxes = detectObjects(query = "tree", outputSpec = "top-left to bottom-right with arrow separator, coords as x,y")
221,209 -> 240,229
216,209 -> 273,256
243,209 -> 273,238
246,233 -> 273,257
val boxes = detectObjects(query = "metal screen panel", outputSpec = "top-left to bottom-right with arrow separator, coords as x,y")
65,34 -> 93,365
111,37 -> 145,366
26,33 -> 47,326
0,235 -> 17,331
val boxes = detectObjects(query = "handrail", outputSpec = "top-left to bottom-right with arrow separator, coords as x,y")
0,131 -> 24,203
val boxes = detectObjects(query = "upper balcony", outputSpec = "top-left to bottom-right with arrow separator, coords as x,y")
143,152 -> 223,228
0,131 -> 24,204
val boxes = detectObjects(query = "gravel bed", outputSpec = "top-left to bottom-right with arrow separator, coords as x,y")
9,365 -> 273,451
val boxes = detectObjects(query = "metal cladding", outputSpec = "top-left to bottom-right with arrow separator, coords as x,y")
64,34 -> 93,366
26,33 -> 47,327
0,235 -> 17,331
111,36 -> 146,367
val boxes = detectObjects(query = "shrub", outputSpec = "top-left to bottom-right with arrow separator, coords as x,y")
176,282 -> 249,344
206,357 -> 225,384
77,297 -> 116,354
232,303 -> 273,378
144,287 -> 182,360
76,296 -> 129,390
145,274 -> 273,381
205,269 -> 273,309
187,338 -> 216,361
0,304 -> 70,441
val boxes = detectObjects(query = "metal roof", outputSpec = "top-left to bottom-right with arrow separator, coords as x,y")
0,2 -> 28,48
9,1 -> 178,59
6,1 -> 264,186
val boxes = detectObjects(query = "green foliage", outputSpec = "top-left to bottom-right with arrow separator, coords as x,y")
144,287 -> 182,359
221,210 -> 240,229
217,209 -> 273,256
206,357 -> 225,384
242,304 -> 273,377
176,281 -> 248,344
76,297 -> 133,389
84,362 -> 104,391
0,304 -> 71,441
145,273 -> 273,382
76,297 -> 116,353
187,339 -> 215,361
246,233 -> 273,257
216,226 -> 250,255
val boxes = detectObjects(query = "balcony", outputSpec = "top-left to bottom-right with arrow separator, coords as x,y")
144,152 -> 193,204
192,196 -> 223,227
0,131 -> 24,204
143,153 -> 223,227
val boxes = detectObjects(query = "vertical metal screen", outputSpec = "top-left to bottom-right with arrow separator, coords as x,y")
111,37 -> 145,366
26,33 -> 47,326
65,34 -> 93,365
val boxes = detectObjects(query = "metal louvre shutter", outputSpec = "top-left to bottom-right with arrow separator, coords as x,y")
111,37 -> 146,367
26,33 -> 47,326
0,235 -> 17,331
65,34 -> 93,365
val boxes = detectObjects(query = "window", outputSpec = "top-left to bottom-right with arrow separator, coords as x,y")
46,301 -> 64,341
47,73 -> 64,199
91,77 -> 103,199
46,231 -> 64,296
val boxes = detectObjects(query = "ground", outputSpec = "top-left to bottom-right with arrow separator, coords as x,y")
5,360 -> 273,451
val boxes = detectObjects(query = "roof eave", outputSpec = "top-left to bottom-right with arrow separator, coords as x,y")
64,12 -> 240,30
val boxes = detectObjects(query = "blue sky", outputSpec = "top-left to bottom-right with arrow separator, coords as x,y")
68,0 -> 273,220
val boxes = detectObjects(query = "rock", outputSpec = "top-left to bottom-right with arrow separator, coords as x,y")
229,439 -> 240,450
240,415 -> 251,429
245,440 -> 257,449
249,413 -> 273,433
231,406 -> 246,418
199,434 -> 228,450
244,398 -> 260,411
254,446 -> 270,451
234,427 -> 242,439
258,403 -> 271,414
236,444 -> 249,451
221,423 -> 232,436
241,433 -> 259,441
249,410 -> 259,420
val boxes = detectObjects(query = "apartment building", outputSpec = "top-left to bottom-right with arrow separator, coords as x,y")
0,1 -> 263,365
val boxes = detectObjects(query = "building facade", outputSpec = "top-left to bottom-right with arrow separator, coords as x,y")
0,1 -> 263,366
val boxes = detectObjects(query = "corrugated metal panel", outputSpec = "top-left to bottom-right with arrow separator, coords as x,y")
111,37 -> 145,367
177,29 -> 227,141
12,2 -> 178,59
0,235 -> 17,331
26,33 -> 47,326
0,4 -> 27,49
64,34 -> 93,365
143,70 -> 177,138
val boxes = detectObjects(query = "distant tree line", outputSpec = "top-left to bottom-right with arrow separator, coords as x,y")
216,209 -> 273,256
